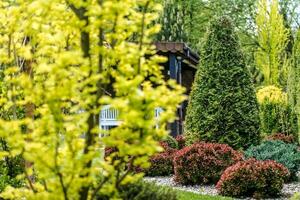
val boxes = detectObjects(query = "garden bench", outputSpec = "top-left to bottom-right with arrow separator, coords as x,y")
99,105 -> 163,130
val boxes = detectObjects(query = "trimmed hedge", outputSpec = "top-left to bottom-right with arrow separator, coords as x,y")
245,140 -> 300,180
173,142 -> 242,185
97,180 -> 178,200
216,159 -> 289,198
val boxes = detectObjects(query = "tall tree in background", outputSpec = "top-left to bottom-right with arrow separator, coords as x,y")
156,0 -> 187,42
156,0 -> 300,86
185,16 -> 260,149
288,30 -> 300,137
156,0 -> 257,51
255,0 -> 289,86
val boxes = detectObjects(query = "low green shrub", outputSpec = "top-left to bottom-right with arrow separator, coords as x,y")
257,86 -> 298,139
173,142 -> 243,185
245,140 -> 300,180
162,135 -> 178,149
216,159 -> 289,198
96,180 -> 178,200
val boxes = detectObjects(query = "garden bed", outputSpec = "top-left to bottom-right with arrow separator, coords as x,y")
144,174 -> 300,200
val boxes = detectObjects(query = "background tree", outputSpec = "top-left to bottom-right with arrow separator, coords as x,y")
184,16 -> 260,149
155,0 -> 300,86
156,0 -> 257,50
288,30 -> 300,141
0,0 -> 184,199
255,0 -> 289,86
156,0 -> 187,42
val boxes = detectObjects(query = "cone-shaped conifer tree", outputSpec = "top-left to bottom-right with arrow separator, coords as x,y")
185,16 -> 260,149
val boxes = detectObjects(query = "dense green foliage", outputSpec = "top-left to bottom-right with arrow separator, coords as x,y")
255,0 -> 289,86
162,135 -> 178,149
259,101 -> 298,137
217,159 -> 289,198
184,16 -> 260,149
0,155 -> 24,192
245,140 -> 300,180
257,86 -> 298,138
97,180 -> 178,200
288,30 -> 300,141
0,0 -> 185,199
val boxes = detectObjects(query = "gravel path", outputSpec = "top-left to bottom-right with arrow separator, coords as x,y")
144,173 -> 300,200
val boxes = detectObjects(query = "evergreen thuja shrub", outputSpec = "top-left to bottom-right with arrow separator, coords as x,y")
184,16 -> 260,149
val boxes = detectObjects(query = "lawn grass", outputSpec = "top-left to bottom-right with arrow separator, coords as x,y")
177,190 -> 232,200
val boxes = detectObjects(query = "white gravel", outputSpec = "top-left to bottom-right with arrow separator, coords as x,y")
144,172 -> 300,200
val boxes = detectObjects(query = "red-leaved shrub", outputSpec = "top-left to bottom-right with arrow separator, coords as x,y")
216,159 -> 290,198
145,142 -> 177,176
266,133 -> 296,144
173,142 -> 243,185
175,135 -> 186,149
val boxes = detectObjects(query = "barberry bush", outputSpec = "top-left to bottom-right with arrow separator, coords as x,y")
217,159 -> 289,198
173,142 -> 243,185
175,135 -> 186,149
145,142 -> 177,176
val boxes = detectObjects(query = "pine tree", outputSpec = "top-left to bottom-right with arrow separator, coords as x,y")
184,16 -> 260,149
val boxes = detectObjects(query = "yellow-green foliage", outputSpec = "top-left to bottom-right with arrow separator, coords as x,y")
0,0 -> 185,199
257,86 -> 298,137
288,30 -> 300,140
256,85 -> 287,104
255,0 -> 289,86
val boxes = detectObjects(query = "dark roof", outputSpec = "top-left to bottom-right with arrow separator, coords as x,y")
154,42 -> 200,67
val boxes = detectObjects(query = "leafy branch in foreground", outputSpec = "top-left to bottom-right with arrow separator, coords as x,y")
0,0 -> 184,199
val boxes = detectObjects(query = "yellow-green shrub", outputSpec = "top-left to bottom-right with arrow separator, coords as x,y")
257,86 -> 298,138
